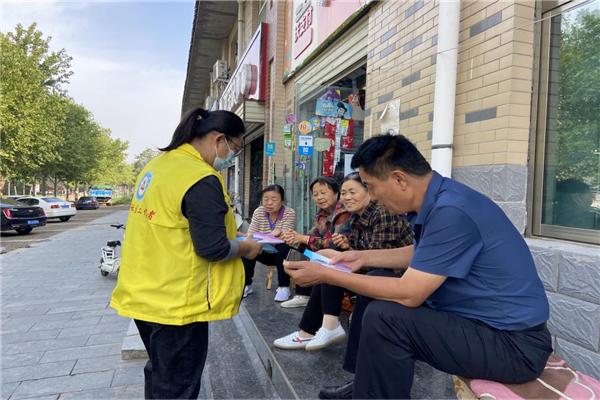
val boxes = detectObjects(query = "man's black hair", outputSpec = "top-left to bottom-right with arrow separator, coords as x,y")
351,134 -> 431,178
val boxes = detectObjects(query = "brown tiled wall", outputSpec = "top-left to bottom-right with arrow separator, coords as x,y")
365,0 -> 535,167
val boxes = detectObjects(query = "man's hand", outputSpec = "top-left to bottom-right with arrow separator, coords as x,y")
331,233 -> 350,250
240,238 -> 262,260
330,250 -> 367,272
283,261 -> 326,286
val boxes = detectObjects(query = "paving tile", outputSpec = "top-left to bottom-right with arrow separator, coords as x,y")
40,343 -> 121,363
111,367 -> 144,387
72,355 -> 146,375
1,329 -> 61,345
1,351 -> 44,368
1,381 -> 19,399
57,322 -> 128,339
3,336 -> 89,355
86,332 -> 125,346
30,317 -> 101,332
11,371 -> 114,399
58,384 -> 144,400
2,360 -> 76,383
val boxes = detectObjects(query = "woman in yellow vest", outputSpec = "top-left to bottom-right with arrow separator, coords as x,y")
111,107 -> 262,399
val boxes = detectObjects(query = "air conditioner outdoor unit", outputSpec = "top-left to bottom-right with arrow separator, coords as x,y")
212,60 -> 228,82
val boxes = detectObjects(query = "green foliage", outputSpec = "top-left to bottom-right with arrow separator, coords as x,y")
132,148 -> 159,178
555,11 -> 600,182
111,195 -> 133,205
0,23 -> 135,190
0,25 -> 69,179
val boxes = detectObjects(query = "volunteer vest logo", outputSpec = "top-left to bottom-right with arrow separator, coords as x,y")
135,171 -> 153,201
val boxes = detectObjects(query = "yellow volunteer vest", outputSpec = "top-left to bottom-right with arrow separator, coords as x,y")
110,143 -> 243,325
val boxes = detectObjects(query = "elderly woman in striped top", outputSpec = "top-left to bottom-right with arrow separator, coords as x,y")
242,184 -> 297,301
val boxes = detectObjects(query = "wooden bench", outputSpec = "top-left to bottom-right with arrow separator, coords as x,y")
453,354 -> 600,399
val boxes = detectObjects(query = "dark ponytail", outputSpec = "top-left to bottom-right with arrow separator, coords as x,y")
160,107 -> 245,151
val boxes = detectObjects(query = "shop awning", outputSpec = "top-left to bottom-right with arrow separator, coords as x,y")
181,1 -> 237,115
234,100 -> 265,137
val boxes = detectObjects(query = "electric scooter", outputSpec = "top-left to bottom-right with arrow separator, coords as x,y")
99,224 -> 124,276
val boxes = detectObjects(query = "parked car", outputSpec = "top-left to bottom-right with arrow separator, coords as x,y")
17,197 -> 77,222
76,196 -> 100,210
1,198 -> 47,234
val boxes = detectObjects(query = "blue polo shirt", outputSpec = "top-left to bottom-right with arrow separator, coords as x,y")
408,171 -> 549,330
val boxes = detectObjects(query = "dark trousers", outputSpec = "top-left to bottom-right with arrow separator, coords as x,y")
242,243 -> 290,287
353,301 -> 553,399
135,319 -> 209,399
343,269 -> 397,374
298,283 -> 346,335
242,243 -> 311,295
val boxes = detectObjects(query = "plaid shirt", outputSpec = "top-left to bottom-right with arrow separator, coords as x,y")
307,202 -> 352,250
349,202 -> 413,250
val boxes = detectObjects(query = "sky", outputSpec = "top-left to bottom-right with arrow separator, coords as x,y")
1,0 -> 195,161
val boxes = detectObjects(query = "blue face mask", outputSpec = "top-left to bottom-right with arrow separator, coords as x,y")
212,138 -> 235,170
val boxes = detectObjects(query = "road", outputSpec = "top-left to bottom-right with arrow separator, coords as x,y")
1,206 -> 129,254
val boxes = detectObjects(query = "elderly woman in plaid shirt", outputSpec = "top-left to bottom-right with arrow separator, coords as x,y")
274,172 -> 413,351
279,176 -> 353,307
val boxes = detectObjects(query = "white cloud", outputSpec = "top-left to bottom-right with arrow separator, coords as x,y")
2,1 -> 188,161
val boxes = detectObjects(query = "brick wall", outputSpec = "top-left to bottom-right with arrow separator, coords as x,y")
365,0 -> 535,167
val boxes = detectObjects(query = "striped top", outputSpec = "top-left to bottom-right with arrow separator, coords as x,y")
247,205 -> 297,234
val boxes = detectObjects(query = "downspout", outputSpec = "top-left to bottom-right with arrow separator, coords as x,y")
430,0 -> 461,177
237,0 -> 245,64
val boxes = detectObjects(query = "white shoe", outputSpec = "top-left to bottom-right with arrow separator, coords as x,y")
273,331 -> 313,350
243,285 -> 253,298
305,325 -> 346,351
274,286 -> 291,302
280,295 -> 309,308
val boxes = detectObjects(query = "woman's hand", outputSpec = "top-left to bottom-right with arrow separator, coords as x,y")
271,229 -> 282,238
240,238 -> 263,260
281,230 -> 308,248
331,233 -> 350,250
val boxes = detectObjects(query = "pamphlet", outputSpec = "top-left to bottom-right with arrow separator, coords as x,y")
302,249 -> 352,273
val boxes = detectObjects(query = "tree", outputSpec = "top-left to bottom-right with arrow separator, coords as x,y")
132,148 -> 159,178
555,11 -> 600,182
0,23 -> 72,181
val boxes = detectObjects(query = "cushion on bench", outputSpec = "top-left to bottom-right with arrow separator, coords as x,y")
454,354 -> 600,399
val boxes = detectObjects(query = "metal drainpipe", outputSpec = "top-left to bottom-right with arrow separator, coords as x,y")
430,0 -> 461,177
237,0 -> 245,64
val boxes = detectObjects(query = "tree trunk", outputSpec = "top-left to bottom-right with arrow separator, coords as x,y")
32,179 -> 37,196
53,176 -> 58,197
41,175 -> 47,195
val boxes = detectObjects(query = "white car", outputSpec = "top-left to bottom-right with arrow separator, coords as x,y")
17,197 -> 77,222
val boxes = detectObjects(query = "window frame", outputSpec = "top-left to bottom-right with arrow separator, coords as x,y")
531,0 -> 600,245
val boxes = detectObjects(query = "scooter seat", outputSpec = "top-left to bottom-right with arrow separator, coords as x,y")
106,240 -> 121,247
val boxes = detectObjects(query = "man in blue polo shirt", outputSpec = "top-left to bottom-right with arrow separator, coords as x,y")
284,134 -> 552,399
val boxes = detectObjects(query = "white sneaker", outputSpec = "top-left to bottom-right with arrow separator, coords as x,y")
274,286 -> 291,302
273,331 -> 313,350
305,325 -> 346,351
280,295 -> 309,308
243,285 -> 253,298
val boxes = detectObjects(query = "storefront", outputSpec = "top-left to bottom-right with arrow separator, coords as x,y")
283,0 -> 372,231
217,22 -> 268,217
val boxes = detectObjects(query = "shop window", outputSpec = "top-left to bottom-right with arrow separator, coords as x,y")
291,67 -> 367,232
533,0 -> 600,244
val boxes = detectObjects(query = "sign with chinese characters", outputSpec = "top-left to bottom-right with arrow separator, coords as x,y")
298,120 -> 313,134
297,135 -> 314,156
265,142 -> 276,156
294,0 -> 313,60
219,23 -> 268,111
